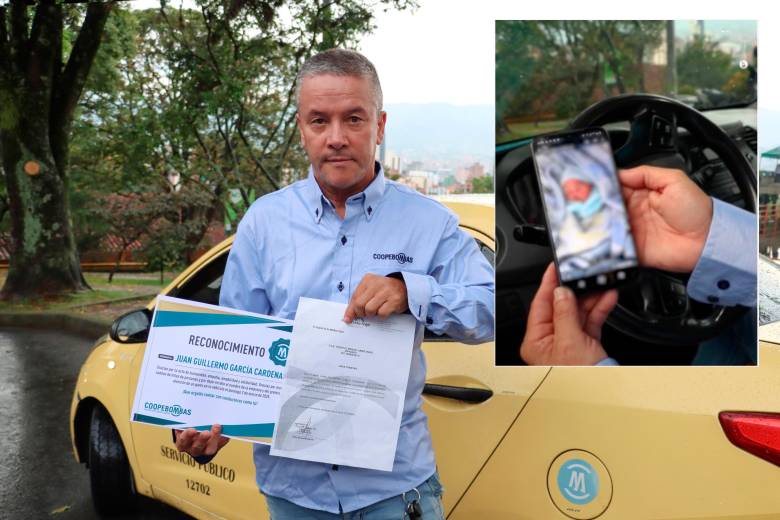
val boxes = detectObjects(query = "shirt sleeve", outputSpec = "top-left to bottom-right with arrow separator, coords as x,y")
686,198 -> 756,307
400,213 -> 495,344
595,357 -> 620,366
219,212 -> 271,313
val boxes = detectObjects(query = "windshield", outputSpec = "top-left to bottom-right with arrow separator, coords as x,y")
496,20 -> 757,144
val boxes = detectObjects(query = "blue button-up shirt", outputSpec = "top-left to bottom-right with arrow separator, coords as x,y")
219,163 -> 495,513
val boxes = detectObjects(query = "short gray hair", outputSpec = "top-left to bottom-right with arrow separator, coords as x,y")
295,48 -> 383,114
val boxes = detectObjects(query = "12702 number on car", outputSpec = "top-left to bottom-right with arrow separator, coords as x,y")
186,479 -> 211,496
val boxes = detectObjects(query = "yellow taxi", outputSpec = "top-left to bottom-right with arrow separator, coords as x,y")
70,201 -> 780,519
71,201 -> 497,518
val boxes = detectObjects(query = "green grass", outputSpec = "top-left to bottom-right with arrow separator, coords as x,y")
68,289 -> 134,305
0,287 -> 143,312
84,273 -> 175,287
0,270 -> 166,315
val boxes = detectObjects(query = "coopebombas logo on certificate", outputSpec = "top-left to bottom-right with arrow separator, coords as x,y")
269,338 -> 290,367
144,402 -> 191,417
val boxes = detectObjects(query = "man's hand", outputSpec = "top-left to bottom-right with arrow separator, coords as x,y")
520,264 -> 618,366
343,273 -> 408,323
174,424 -> 230,459
620,165 -> 713,273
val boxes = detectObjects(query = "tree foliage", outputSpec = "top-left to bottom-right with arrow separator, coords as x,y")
71,0 -> 415,268
496,21 -> 665,136
471,176 -> 493,194
677,34 -> 738,92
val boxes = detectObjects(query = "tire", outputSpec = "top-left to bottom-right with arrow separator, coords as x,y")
88,405 -> 135,516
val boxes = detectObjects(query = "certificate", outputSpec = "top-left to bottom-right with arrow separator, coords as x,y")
130,295 -> 293,444
270,297 -> 416,471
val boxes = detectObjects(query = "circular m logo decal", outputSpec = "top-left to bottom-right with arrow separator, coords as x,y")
556,458 -> 599,505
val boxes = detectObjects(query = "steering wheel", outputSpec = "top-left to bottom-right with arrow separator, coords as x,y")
497,93 -> 755,347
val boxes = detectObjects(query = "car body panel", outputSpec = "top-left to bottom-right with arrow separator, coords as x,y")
450,342 -> 780,519
423,342 -> 549,513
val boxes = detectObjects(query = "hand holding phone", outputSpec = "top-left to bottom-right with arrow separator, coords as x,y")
520,263 -> 617,366
619,165 -> 713,273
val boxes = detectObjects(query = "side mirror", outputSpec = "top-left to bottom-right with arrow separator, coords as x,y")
110,308 -> 153,344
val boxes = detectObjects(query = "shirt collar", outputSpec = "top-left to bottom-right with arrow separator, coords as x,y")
304,161 -> 386,223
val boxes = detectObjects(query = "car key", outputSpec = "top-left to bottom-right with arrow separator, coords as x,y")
405,498 -> 422,520
403,487 -> 422,519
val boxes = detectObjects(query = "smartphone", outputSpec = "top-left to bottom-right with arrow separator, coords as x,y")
531,127 -> 639,294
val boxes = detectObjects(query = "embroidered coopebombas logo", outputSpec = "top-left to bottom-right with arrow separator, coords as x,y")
373,252 -> 414,264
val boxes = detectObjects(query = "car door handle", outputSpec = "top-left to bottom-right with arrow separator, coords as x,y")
423,383 -> 493,403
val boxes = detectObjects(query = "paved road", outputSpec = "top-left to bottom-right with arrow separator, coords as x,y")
0,327 -> 189,519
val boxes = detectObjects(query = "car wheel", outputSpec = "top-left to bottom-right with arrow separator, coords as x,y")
88,405 -> 135,516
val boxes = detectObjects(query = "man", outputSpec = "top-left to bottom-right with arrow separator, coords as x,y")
174,48 -> 494,518
520,165 -> 756,366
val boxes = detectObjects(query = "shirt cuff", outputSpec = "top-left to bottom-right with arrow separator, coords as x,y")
399,271 -> 434,324
687,198 -> 756,307
595,356 -> 620,366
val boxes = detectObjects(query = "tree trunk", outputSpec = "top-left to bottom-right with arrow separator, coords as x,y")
0,1 -> 112,300
181,197 -> 222,263
600,25 -> 626,94
0,126 -> 85,299
108,243 -> 130,284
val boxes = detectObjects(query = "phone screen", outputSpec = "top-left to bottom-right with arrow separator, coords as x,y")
532,128 -> 638,292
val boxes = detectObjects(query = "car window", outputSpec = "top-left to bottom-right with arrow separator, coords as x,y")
170,252 -> 228,305
496,21 -> 757,144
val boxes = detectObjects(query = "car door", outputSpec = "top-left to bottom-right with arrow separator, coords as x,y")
422,207 -> 551,514
128,247 -> 269,520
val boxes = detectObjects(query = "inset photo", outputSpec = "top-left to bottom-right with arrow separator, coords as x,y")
495,20 -> 757,366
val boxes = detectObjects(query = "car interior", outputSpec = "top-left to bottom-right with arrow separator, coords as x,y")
496,94 -> 757,365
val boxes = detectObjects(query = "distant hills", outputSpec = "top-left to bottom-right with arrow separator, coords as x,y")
382,103 -> 493,169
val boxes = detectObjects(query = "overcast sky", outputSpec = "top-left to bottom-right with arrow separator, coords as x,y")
131,0 -> 494,105
131,0 -> 774,109
359,0 -> 493,105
